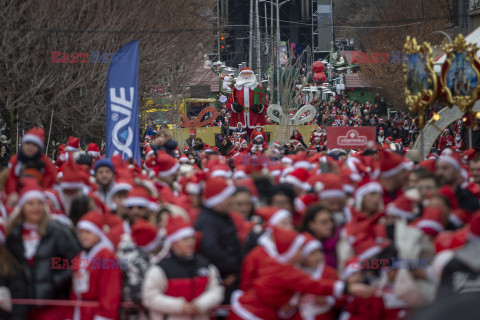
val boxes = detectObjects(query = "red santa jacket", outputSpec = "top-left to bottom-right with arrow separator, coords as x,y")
296,263 -> 341,320
231,257 -> 343,320
5,154 -> 57,195
342,295 -> 385,320
68,242 -> 122,320
438,135 -> 454,152
226,84 -> 268,129
250,129 -> 268,142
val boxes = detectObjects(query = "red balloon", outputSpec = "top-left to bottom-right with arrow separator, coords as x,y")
313,72 -> 326,84
313,61 -> 325,73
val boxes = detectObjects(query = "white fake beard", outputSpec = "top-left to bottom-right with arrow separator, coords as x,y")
235,76 -> 258,89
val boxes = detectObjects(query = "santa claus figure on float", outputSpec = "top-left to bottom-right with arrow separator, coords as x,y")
226,67 -> 268,137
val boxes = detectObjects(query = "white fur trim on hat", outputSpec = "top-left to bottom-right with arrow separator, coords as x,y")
233,170 -> 247,180
342,262 -> 361,281
417,220 -> 444,233
203,184 -> 236,208
231,290 -> 263,320
109,183 -> 133,197
211,169 -> 232,179
123,197 -> 150,208
166,227 -> 195,244
186,182 -> 202,195
141,229 -> 166,253
293,161 -> 313,170
302,239 -> 323,258
157,162 -> 180,177
22,134 -> 44,149
65,146 -> 78,152
380,162 -> 408,178
60,181 -> 87,190
18,190 -> 46,208
319,189 -> 346,200
284,175 -> 310,191
87,151 -> 100,158
438,155 -> 460,170
277,233 -> 306,263
358,245 -> 382,260
354,182 -> 383,210
77,220 -> 104,240
269,209 -> 292,226
386,206 -> 415,220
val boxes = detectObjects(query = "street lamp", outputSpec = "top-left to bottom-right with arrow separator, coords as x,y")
260,0 -> 290,104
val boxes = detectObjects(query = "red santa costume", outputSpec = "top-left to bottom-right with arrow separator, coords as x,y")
240,208 -> 293,291
68,212 -> 122,320
250,124 -> 268,142
296,235 -> 340,320
228,229 -> 346,320
225,67 -> 268,135
437,129 -> 454,153
454,133 -> 465,151
5,127 -> 57,194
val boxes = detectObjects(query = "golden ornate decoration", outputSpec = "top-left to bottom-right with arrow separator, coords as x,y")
404,36 -> 438,128
439,34 -> 480,114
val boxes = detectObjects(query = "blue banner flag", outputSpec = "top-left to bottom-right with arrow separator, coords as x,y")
105,39 -> 141,164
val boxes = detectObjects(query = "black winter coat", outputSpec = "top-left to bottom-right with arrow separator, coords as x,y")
6,222 -> 81,301
0,259 -> 28,320
194,206 -> 242,277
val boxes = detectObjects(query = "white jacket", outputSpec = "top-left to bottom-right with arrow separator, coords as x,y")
142,263 -> 224,320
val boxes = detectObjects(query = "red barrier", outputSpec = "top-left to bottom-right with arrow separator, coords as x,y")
7,299 -> 231,312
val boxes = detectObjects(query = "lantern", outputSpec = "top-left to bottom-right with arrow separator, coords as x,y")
313,61 -> 325,73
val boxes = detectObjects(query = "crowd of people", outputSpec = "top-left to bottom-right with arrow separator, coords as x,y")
0,107 -> 480,320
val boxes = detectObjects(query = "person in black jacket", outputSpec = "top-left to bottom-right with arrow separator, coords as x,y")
0,144 -> 10,170
194,177 -> 242,304
0,230 -> 28,320
6,179 -> 81,318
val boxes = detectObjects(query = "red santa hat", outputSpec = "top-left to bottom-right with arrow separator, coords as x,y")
76,211 -> 114,249
178,154 -> 189,164
342,257 -> 362,280
354,177 -> 383,211
152,150 -> 180,177
131,220 -> 165,253
438,185 -> 458,210
17,178 -> 46,209
301,232 -> 323,259
353,237 -> 384,260
379,127 -> 384,134
189,129 -> 196,136
123,185 -> 151,208
316,173 -> 346,200
66,136 -> 80,152
426,153 -> 437,160
462,148 -> 477,162
385,194 -> 418,220
255,206 -> 292,227
415,207 -> 445,237
236,178 -> 259,203
437,149 -> 461,171
165,216 -> 195,244
239,67 -> 254,75
378,149 -> 407,178
60,158 -> 91,190
44,188 -> 65,214
210,163 -> 232,179
144,145 -> 155,159
86,143 -> 100,158
22,127 -> 45,150
283,168 -> 311,191
202,177 -> 236,208
272,227 -> 306,263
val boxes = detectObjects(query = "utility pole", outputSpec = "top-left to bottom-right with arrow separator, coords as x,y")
276,0 -> 281,104
217,0 -> 220,61
256,0 -> 261,79
249,0 -> 254,67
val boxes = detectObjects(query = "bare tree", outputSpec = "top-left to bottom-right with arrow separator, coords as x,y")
334,0 -> 452,109
0,0 -> 216,153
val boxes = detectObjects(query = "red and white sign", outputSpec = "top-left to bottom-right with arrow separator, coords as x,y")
327,127 -> 376,149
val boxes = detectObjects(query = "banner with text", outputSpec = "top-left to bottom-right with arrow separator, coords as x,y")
105,40 -> 141,164
327,126 -> 376,149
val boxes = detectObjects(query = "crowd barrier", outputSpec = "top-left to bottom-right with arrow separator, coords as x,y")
6,299 -> 231,314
